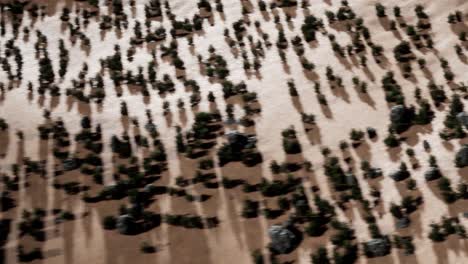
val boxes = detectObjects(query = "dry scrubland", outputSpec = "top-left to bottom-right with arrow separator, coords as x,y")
0,0 -> 468,263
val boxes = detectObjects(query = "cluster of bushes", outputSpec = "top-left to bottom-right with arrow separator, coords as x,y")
217,130 -> 261,166
38,56 -> 55,86
301,15 -> 323,42
270,160 -> 304,174
86,171 -> 165,203
393,41 -> 414,63
324,157 -> 352,191
17,245 -> 43,263
436,177 -> 468,203
0,118 -> 8,131
329,221 -> 358,263
282,127 -> 302,154
104,46 -> 124,85
310,246 -> 329,264
393,235 -> 415,255
304,196 -> 336,237
203,52 -> 230,80
385,102 -> 433,139
441,94 -> 466,140
447,11 -> 463,24
58,39 -> 69,78
375,3 -> 386,17
145,0 -> 163,18
428,216 -> 466,242
276,0 -> 298,8
360,161 -> 382,179
18,209 -> 46,241
140,241 -> 157,253
221,80 -> 248,98
259,175 -> 301,197
413,101 -> 434,125
111,134 -> 132,158
381,72 -> 404,104
389,105 -> 415,133
189,112 -> 219,140
242,199 -> 259,218
170,16 -> 203,37
163,214 -> 218,229
427,82 -> 447,106
389,196 -> 422,220
154,74 -> 175,94
389,162 -> 411,181
325,1 -> 356,23
217,144 -> 262,166
0,191 -> 15,211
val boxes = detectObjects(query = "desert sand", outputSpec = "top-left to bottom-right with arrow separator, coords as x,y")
0,0 -> 468,264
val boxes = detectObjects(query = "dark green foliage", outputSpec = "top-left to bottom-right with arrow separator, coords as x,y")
375,3 -> 386,17
413,101 -> 434,125
393,6 -> 401,17
428,82 -> 446,106
438,177 -> 457,203
381,72 -> 405,104
0,118 -> 9,131
38,56 -> 55,85
444,94 -> 464,129
175,126 -> 186,153
17,246 -> 43,262
111,135 -> 132,158
282,127 -> 302,154
333,244 -> 358,264
393,41 -> 413,62
260,176 -> 301,197
393,235 -> 415,255
306,219 -> 327,237
428,223 -> 445,242
217,131 -> 261,166
324,157 -> 350,191
163,214 -> 216,229
251,249 -> 264,264
102,216 -> 117,229
302,15 -> 323,42
242,199 -> 259,218
311,246 -> 330,264
140,241 -> 156,253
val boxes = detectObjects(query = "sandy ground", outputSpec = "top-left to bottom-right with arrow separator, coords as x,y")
0,0 -> 468,263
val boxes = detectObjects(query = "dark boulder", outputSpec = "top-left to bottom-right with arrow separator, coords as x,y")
395,216 -> 410,229
455,145 -> 468,168
390,105 -> 414,133
456,112 -> 468,127
364,236 -> 391,257
268,222 -> 301,254
117,214 -> 136,235
226,131 -> 249,149
63,158 -> 80,171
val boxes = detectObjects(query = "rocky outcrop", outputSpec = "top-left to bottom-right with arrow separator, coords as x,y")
364,237 -> 391,257
390,105 -> 407,124
395,216 -> 410,229
455,145 -> 468,168
268,222 -> 300,254
63,158 -> 79,171
456,112 -> 468,127
226,131 -> 256,149
117,214 -> 136,235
